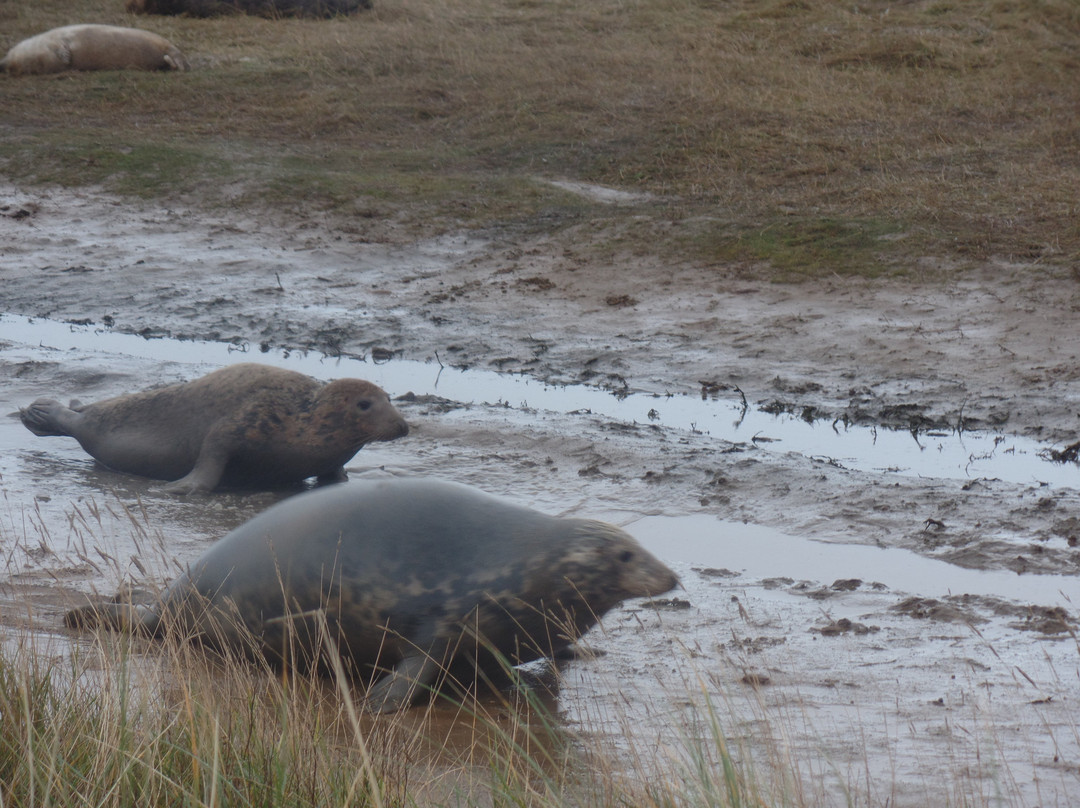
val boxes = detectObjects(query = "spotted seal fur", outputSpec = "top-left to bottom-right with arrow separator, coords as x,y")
20,363 -> 408,493
65,478 -> 679,711
1,25 -> 189,75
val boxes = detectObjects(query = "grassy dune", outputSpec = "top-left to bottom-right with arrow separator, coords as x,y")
2,0 -> 1078,275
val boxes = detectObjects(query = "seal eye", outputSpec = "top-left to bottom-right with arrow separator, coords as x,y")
357,399 -> 372,411
618,550 -> 634,563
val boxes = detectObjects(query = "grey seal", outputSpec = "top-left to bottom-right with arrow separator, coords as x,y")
65,478 -> 679,711
1,25 -> 189,75
20,363 -> 408,493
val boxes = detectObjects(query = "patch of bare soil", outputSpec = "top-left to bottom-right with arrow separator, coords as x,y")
2,183 -> 1080,805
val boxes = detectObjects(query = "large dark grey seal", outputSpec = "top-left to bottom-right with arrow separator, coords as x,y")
20,363 -> 408,494
65,478 -> 679,711
126,0 -> 370,18
1,25 -> 189,75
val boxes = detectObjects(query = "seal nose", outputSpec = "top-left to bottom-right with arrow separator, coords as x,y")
651,559 -> 680,596
397,419 -> 409,438
659,567 -> 680,596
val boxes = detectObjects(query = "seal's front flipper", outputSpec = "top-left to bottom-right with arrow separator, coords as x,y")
364,653 -> 441,713
161,436 -> 230,494
161,469 -> 221,495
315,466 -> 349,486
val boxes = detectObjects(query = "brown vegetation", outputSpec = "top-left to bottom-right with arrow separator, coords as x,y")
1,0 -> 1078,271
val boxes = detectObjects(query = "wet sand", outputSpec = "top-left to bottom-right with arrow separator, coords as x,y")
2,183 -> 1079,806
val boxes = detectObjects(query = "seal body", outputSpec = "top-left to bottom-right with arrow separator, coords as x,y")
65,478 -> 679,711
127,0 -> 370,18
1,25 -> 189,76
20,363 -> 408,493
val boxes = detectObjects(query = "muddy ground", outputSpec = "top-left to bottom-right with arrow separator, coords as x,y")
2,182 -> 1080,806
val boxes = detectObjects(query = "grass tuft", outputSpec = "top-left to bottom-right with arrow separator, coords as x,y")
687,217 -> 907,279
0,630 -> 783,808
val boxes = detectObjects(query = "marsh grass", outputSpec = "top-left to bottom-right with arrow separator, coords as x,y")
1,0 -> 1078,273
684,216 -> 908,279
0,633 -> 399,807
0,492 -> 778,808
0,626 -> 785,808
3,492 -> 1077,807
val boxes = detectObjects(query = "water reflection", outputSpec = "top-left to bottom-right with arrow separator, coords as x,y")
1,313 -> 1077,489
630,514 -> 1080,609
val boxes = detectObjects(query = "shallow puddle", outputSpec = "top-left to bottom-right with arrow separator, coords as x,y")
631,514 -> 1080,609
3,313 -> 1078,490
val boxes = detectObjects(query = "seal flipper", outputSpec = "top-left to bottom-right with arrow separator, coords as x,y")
161,464 -> 226,495
364,653 -> 442,713
315,466 -> 349,486
161,433 -> 232,494
64,601 -> 162,635
19,398 -> 78,437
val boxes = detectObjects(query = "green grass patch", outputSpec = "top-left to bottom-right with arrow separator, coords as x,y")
0,132 -> 234,198
248,155 -> 610,231
701,218 -> 908,279
0,130 -> 609,233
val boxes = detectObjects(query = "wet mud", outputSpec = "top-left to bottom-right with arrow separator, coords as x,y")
2,183 -> 1080,806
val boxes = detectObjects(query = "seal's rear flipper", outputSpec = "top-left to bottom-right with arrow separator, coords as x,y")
64,602 -> 160,635
19,399 -> 73,437
363,653 -> 440,713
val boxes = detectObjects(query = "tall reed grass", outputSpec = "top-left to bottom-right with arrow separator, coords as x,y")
0,618 -> 785,807
2,492 -> 1074,808
0,491 -> 774,808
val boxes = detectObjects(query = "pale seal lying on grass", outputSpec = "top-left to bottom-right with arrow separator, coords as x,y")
20,363 -> 408,493
65,478 -> 679,711
1,25 -> 189,76
127,0 -> 370,18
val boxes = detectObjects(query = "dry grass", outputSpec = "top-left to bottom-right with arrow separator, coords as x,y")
0,487 -> 776,808
0,629 -> 785,808
0,0 -> 1074,271
2,490 -> 1075,808
2,0 -> 1078,274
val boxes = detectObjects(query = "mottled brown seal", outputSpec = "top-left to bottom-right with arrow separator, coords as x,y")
65,478 -> 679,711
20,363 -> 408,494
1,25 -> 189,76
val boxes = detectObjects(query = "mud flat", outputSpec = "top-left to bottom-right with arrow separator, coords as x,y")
2,185 -> 1080,805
